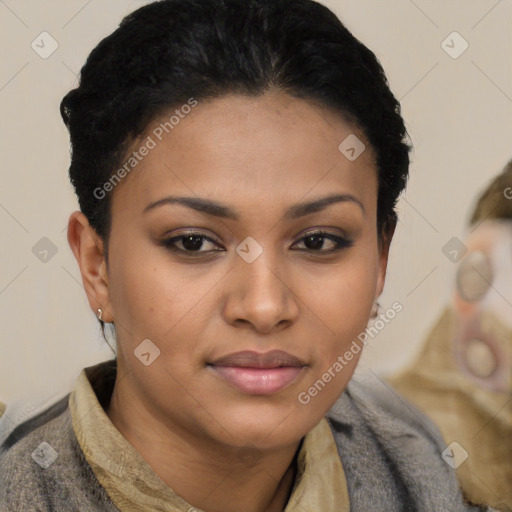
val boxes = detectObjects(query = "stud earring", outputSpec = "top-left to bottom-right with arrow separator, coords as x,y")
97,308 -> 103,321
370,301 -> 380,319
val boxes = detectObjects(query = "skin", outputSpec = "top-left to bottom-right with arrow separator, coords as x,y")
67,90 -> 394,512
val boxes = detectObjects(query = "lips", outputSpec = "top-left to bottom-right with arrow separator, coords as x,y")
207,350 -> 307,395
209,350 -> 306,368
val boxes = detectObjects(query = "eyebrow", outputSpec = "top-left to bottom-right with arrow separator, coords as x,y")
143,193 -> 365,220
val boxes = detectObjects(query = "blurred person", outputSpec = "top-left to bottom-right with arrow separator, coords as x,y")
390,160 -> 512,511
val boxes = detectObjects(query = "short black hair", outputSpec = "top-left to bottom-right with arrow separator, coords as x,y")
61,0 -> 410,254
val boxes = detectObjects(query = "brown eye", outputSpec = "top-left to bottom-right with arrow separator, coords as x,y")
303,234 -> 332,250
161,232 -> 223,255
292,231 -> 353,252
456,251 -> 493,302
181,235 -> 207,251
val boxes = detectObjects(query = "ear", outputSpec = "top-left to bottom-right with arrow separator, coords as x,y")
67,211 -> 113,322
375,216 -> 396,300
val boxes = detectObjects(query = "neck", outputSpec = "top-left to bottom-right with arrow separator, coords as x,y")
106,378 -> 302,512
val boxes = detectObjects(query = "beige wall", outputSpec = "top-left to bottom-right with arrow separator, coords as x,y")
1,0 -> 511,403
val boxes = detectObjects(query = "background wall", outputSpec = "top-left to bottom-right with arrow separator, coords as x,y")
1,0 -> 511,403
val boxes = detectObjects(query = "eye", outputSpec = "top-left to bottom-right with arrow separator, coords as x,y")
161,229 -> 352,256
161,232 -> 223,255
292,230 -> 353,252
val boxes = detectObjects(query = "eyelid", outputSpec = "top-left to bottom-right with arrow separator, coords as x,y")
294,226 -> 350,240
161,228 -> 221,242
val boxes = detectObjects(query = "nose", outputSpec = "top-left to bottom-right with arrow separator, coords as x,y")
222,253 -> 300,334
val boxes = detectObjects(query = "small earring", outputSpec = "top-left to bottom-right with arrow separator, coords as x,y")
97,308 -> 103,321
370,301 -> 380,319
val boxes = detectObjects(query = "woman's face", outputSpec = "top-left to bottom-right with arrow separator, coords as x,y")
93,91 -> 390,450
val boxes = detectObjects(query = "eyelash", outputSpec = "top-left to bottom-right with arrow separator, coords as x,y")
161,230 -> 353,256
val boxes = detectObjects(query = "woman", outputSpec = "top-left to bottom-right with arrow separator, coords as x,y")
0,0 -> 495,510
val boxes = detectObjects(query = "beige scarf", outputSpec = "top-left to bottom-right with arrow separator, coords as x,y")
70,366 -> 349,511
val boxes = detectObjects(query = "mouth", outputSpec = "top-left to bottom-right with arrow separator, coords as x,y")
207,350 -> 308,395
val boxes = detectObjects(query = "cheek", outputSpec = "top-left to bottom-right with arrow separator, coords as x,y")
107,240 -> 227,373
296,245 -> 379,402
107,242 -> 192,343
304,249 -> 377,347
333,265 -> 376,336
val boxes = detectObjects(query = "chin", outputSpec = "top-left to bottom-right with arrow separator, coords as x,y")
204,399 -> 320,449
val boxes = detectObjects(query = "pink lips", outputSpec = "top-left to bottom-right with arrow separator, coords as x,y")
207,350 -> 307,395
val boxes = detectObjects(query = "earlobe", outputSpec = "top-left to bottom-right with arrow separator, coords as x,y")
67,211 -> 113,322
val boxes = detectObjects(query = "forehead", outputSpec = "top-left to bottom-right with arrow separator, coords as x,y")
110,91 -> 378,217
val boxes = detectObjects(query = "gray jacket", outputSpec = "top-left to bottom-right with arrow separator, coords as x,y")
0,367 -> 494,511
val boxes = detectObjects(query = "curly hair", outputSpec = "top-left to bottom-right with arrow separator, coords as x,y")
61,0 -> 410,256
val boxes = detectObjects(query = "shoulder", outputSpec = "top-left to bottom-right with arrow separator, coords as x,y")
346,374 -> 448,445
325,373 -> 495,511
0,398 -> 75,510
0,396 -> 117,512
326,373 -> 449,451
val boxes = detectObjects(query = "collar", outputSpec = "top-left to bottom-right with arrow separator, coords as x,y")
70,360 -> 349,511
